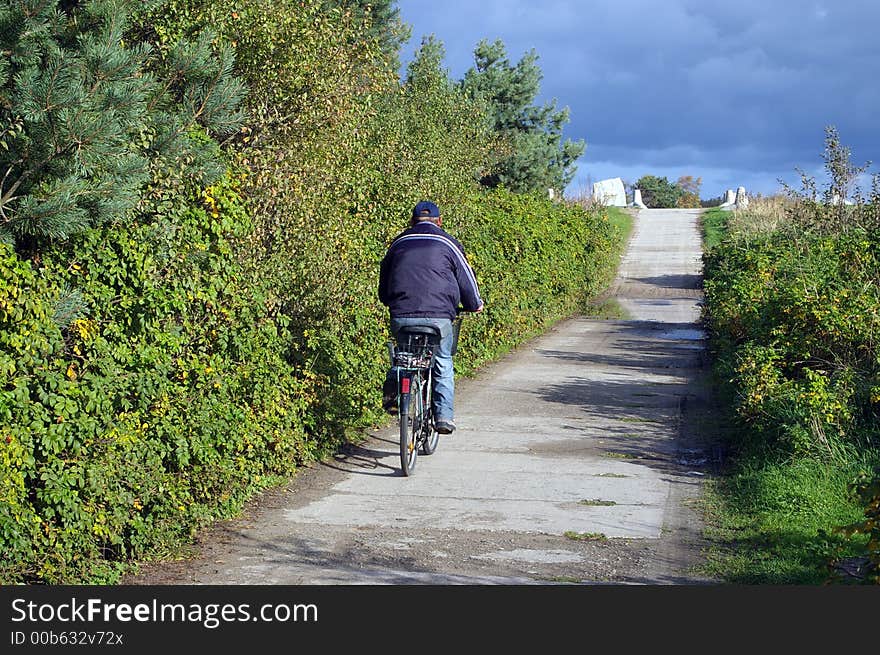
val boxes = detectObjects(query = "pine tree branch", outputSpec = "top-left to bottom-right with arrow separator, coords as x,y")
42,56 -> 66,161
0,161 -> 36,207
153,61 -> 225,152
0,164 -> 19,223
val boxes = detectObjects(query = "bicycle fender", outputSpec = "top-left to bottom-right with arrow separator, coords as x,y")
399,374 -> 412,415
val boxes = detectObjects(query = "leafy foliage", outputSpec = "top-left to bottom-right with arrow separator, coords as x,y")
676,175 -> 702,208
452,190 -> 624,374
322,0 -> 411,69
0,177 -> 318,584
839,467 -> 880,582
705,231 -> 880,458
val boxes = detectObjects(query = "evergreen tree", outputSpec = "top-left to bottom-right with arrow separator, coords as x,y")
0,0 -> 244,247
460,39 -> 585,195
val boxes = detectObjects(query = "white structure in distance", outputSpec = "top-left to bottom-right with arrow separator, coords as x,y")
591,177 -> 627,207
718,188 -> 750,211
632,188 -> 647,209
718,189 -> 736,209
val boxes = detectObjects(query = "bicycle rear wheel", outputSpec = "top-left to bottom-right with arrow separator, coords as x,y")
399,380 -> 422,476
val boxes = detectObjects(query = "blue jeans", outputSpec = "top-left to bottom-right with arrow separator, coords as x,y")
390,317 -> 455,421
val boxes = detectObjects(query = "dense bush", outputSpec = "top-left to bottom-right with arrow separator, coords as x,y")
703,222 -> 880,582
703,130 -> 880,460
0,177 -> 318,583
703,229 -> 880,458
451,189 -> 623,373
675,176 -> 702,208
634,174 -> 683,208
0,1 -> 626,583
701,130 -> 880,581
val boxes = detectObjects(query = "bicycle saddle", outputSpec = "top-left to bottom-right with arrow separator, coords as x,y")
397,325 -> 441,336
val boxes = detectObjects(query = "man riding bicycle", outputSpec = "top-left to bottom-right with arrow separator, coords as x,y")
378,200 -> 484,434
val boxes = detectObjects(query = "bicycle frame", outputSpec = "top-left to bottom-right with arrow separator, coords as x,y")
390,328 -> 440,475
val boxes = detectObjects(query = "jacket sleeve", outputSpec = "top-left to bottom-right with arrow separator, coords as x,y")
454,250 -> 483,312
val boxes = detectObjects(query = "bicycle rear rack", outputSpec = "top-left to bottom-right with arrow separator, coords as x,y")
391,331 -> 439,370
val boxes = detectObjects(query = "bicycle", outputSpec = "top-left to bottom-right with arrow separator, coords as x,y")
386,315 -> 463,476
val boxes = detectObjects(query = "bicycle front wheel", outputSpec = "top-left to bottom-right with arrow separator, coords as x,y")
399,380 -> 421,476
421,377 -> 439,455
421,424 -> 439,455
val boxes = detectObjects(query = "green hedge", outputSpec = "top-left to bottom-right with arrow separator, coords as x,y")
0,180 -> 624,584
703,229 -> 880,458
702,221 -> 880,582
452,190 -> 624,372
1,176 -> 316,583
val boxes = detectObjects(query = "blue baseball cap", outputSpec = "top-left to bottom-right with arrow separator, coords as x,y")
412,200 -> 440,219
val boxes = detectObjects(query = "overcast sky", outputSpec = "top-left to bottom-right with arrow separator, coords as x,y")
395,0 -> 880,200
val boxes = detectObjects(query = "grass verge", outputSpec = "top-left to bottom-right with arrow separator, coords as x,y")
564,531 -> 608,541
582,297 -> 628,320
578,205 -> 634,319
692,392 -> 880,584
605,206 -> 635,247
698,449 -> 877,584
700,207 -> 729,251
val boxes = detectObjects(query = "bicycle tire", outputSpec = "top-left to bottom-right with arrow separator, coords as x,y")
421,375 -> 439,455
399,380 -> 421,476
421,424 -> 439,455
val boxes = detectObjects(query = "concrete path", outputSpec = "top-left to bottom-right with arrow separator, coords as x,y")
128,208 -> 718,585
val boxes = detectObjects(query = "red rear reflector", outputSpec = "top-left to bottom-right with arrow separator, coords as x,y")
401,377 -> 410,394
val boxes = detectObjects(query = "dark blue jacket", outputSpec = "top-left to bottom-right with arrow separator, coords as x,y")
378,221 -> 483,319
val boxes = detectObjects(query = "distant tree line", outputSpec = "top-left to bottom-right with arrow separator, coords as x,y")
629,174 -> 702,208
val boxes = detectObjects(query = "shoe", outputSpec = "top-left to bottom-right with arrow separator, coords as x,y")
383,396 -> 397,415
382,376 -> 397,414
435,419 -> 456,434
382,392 -> 397,414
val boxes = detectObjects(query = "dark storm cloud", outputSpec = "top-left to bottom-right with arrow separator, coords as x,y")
396,0 -> 880,198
